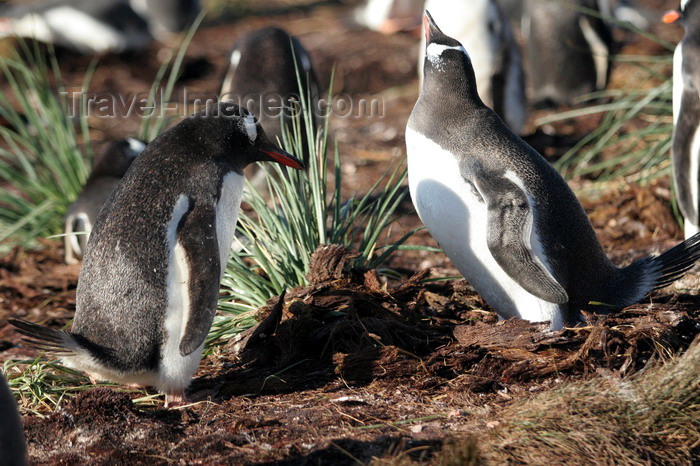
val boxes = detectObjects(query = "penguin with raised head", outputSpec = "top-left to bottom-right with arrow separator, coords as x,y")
420,0 -> 527,134
666,1 -> 700,239
524,0 -> 613,107
0,0 -> 153,54
407,12 -> 700,330
11,102 -> 304,407
0,372 -> 25,466
64,138 -> 146,265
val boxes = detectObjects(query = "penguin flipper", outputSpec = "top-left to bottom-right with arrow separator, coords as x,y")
672,88 -> 700,227
474,176 -> 569,304
175,204 -> 222,357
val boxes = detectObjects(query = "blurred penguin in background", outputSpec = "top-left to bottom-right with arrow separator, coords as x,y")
524,0 -> 613,107
0,0 -> 153,54
666,1 -> 700,238
128,0 -> 200,40
354,0 -> 424,34
496,0 -> 525,29
420,0 -> 528,134
64,138 -> 146,264
0,371 -> 25,466
599,0 -> 652,31
220,27 -> 320,191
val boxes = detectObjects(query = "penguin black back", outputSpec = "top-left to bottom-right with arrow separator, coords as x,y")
75,103 -> 301,373
220,27 -> 320,146
524,0 -> 613,107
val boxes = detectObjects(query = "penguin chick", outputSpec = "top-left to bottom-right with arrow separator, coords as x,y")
11,102 -> 304,407
407,12 -> 700,330
0,0 -> 153,54
420,0 -> 527,134
0,371 -> 25,466
668,0 -> 700,238
64,138 -> 146,265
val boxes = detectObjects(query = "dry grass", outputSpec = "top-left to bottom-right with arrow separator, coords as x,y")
434,336 -> 699,465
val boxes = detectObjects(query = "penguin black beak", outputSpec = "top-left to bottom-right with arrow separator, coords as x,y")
260,146 -> 305,170
424,11 -> 441,44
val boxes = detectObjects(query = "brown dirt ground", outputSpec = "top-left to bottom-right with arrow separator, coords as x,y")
1,0 -> 699,464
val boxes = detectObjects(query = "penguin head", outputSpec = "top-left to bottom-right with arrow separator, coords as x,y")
421,11 -> 482,104
198,102 -> 304,172
90,138 -> 146,178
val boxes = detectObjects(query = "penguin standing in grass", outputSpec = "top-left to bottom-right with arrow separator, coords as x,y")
524,0 -> 612,107
420,0 -> 527,134
64,138 -> 146,265
666,1 -> 700,238
11,102 -> 304,407
407,12 -> 700,330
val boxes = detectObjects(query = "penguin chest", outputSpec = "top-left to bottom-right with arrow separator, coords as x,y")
215,172 -> 245,276
405,128 -> 562,326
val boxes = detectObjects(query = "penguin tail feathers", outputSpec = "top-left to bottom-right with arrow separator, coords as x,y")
628,233 -> 700,302
8,319 -> 78,355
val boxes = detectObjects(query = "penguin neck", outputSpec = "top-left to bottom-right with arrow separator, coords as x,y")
420,70 -> 484,116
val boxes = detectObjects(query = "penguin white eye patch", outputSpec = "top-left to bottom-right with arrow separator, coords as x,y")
426,43 -> 469,66
242,113 -> 257,143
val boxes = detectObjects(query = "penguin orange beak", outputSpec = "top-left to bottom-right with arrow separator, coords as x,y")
424,11 -> 440,43
662,9 -> 681,24
261,148 -> 305,170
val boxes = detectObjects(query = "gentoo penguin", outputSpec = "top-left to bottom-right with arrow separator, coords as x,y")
666,1 -> 700,239
220,27 -> 320,189
128,0 -> 200,40
354,0 -> 424,34
523,0 -> 613,107
0,0 -> 153,54
420,0 -> 527,134
11,102 -> 304,407
407,12 -> 700,330
64,138 -> 146,265
0,372 -> 25,466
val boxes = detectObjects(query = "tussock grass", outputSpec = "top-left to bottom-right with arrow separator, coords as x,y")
0,41 -> 94,249
210,77 -> 415,345
541,54 -> 674,185
0,13 -> 203,251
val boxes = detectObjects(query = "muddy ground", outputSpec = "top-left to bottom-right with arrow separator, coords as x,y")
0,0 -> 698,464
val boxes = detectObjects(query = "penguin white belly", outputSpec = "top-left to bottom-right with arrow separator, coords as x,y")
215,172 -> 245,275
41,7 -> 135,53
159,195 -> 202,396
406,129 -> 563,328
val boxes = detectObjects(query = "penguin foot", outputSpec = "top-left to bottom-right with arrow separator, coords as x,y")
164,392 -> 186,408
